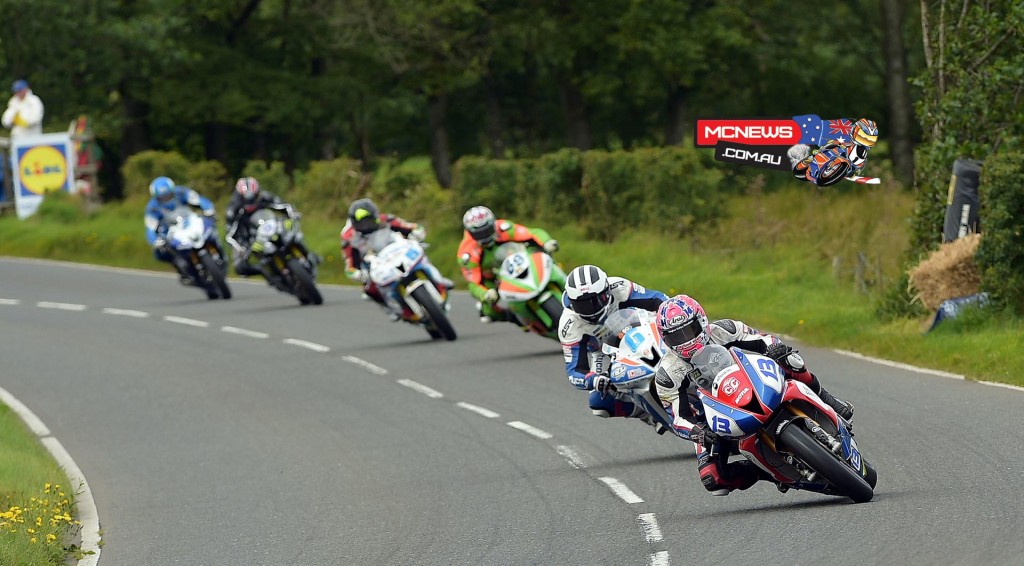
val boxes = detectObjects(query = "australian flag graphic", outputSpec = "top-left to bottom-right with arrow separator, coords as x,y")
794,114 -> 854,146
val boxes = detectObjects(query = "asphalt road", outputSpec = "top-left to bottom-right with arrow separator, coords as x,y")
2,258 -> 1022,566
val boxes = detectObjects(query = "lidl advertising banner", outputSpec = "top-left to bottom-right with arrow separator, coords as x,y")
11,133 -> 76,218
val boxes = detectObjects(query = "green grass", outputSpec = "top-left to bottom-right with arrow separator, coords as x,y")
2,185 -> 1021,388
0,405 -> 79,565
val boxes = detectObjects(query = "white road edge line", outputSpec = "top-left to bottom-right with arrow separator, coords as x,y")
833,349 -> 965,380
102,308 -> 149,318
0,386 -> 100,566
506,421 -> 553,440
598,477 -> 644,504
0,298 -> 21,305
979,380 -> 1024,393
455,401 -> 500,419
341,355 -> 388,375
282,338 -> 330,352
555,445 -> 587,469
396,379 -> 444,398
637,513 -> 664,543
163,315 -> 209,328
649,550 -> 670,566
221,326 -> 269,339
37,301 -> 87,311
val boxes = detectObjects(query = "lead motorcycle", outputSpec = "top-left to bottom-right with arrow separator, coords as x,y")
367,232 -> 456,341
249,209 -> 322,305
601,308 -> 876,503
491,242 -> 566,340
164,205 -> 232,300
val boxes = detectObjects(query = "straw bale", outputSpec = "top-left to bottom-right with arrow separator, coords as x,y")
908,233 -> 982,310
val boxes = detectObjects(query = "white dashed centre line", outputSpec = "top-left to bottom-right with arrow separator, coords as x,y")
637,513 -> 663,543
221,326 -> 269,339
0,298 -> 20,305
37,301 -> 86,311
396,379 -> 444,398
282,338 -> 330,352
342,355 -> 388,375
163,315 -> 209,328
455,402 -> 500,419
598,477 -> 644,504
649,551 -> 670,566
506,421 -> 553,440
102,308 -> 150,318
555,445 -> 587,469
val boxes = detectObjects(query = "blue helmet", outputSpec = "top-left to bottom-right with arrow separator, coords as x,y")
149,177 -> 176,204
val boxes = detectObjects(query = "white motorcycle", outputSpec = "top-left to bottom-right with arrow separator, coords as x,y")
164,205 -> 232,300
366,232 -> 456,341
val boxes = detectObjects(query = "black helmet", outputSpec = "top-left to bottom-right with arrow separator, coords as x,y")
348,198 -> 382,234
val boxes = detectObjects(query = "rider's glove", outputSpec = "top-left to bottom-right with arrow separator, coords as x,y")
482,288 -> 499,304
409,225 -> 426,243
202,208 -> 216,218
347,268 -> 369,283
765,342 -> 806,373
543,239 -> 559,254
689,422 -> 718,447
591,374 -> 614,397
153,237 -> 167,249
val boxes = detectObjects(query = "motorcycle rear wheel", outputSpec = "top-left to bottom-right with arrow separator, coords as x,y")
540,294 -> 564,331
779,423 -> 873,503
287,258 -> 323,305
411,285 -> 456,341
200,254 -> 232,300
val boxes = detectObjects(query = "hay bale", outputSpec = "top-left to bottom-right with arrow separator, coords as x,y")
908,233 -> 982,310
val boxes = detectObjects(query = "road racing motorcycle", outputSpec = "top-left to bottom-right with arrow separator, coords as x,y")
164,205 -> 232,300
367,233 -> 456,341
688,343 -> 877,502
600,309 -> 876,502
249,209 -> 322,305
492,241 -> 565,340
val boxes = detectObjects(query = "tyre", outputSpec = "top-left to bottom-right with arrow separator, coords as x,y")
200,254 -> 232,300
287,258 -> 323,305
779,423 -> 873,503
539,294 -> 564,330
411,285 -> 456,341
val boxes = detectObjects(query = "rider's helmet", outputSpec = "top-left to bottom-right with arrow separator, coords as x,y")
235,177 -> 261,204
463,206 -> 497,246
851,119 -> 878,148
149,177 -> 176,205
656,295 -> 711,359
565,265 -> 613,324
348,198 -> 382,235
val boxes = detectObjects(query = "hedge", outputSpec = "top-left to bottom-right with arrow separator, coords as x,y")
452,145 -> 725,241
976,151 -> 1024,313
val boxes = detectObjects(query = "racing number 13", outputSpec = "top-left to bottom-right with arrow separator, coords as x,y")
711,415 -> 731,434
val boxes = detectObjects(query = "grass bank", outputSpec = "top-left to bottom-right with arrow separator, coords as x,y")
0,404 -> 81,564
1,183 -> 1020,388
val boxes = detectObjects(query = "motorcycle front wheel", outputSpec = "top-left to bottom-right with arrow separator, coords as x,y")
411,285 -> 456,341
779,423 -> 873,503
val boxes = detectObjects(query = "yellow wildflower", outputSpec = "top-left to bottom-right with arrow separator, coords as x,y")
27,528 -> 35,534
30,537 -> 37,544
46,533 -> 57,543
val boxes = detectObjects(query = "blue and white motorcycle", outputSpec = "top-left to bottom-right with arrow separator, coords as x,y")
367,234 -> 456,341
164,205 -> 232,300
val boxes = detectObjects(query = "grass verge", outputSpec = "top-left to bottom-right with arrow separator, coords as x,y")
0,404 -> 81,565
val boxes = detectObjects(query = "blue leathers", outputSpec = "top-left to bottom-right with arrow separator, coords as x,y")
558,277 -> 668,416
144,186 -> 216,262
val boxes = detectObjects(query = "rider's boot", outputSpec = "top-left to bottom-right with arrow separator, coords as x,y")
172,257 -> 193,286
817,387 -> 855,421
629,405 -> 668,435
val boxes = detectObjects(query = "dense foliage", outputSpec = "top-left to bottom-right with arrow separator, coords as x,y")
0,0 -> 920,194
909,0 -> 1024,255
975,152 -> 1024,313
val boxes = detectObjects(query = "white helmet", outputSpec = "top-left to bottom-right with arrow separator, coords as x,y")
463,206 -> 497,246
566,265 -> 612,324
